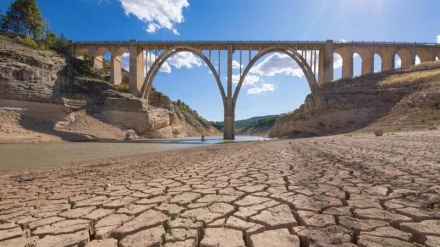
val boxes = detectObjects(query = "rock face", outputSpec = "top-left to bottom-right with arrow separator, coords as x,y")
102,89 -> 218,138
269,62 -> 440,138
0,32 -> 218,140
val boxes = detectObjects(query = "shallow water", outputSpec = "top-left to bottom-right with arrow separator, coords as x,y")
0,136 -> 267,171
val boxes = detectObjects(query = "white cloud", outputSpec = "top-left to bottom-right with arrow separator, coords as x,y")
232,60 -> 243,69
436,35 -> 440,44
415,56 -> 421,65
395,58 -> 402,68
120,52 -> 172,75
144,51 -> 172,73
120,51 -> 203,77
118,0 -> 189,35
250,53 -> 305,78
168,52 -> 202,69
334,54 -> 343,69
232,74 -> 261,86
247,83 -> 276,95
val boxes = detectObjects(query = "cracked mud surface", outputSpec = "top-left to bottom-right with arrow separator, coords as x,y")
1,131 -> 440,247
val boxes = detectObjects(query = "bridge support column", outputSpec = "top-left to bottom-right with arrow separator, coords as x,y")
110,55 -> 122,85
342,54 -> 353,79
129,40 -> 144,96
93,56 -> 104,69
318,40 -> 334,86
361,53 -> 374,75
224,45 -> 235,140
223,98 -> 235,140
381,53 -> 395,71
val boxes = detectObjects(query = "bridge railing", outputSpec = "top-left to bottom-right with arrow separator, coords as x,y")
71,40 -> 440,46
72,40 -> 327,44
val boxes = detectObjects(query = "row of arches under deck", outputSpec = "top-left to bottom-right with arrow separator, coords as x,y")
75,46 -> 129,86
73,45 -> 321,97
73,44 -> 440,93
333,47 -> 440,80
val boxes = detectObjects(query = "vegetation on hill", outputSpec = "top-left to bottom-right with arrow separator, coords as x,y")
211,115 -> 279,131
0,0 -> 69,51
242,115 -> 278,130
174,99 -> 211,128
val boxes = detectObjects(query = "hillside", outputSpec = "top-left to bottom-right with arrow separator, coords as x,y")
211,114 -> 278,137
236,115 -> 278,137
270,61 -> 440,138
0,32 -> 219,143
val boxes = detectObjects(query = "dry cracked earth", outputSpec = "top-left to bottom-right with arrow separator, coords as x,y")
1,131 -> 440,247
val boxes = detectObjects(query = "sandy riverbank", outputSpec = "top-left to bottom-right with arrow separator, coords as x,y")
0,131 -> 439,246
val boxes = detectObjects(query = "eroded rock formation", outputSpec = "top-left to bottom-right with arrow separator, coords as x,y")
0,32 -> 218,141
270,62 -> 440,138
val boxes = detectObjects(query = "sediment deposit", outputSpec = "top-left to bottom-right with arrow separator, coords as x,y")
1,131 -> 439,246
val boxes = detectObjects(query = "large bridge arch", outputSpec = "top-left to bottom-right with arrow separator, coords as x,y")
140,46 -> 227,104
232,47 -> 317,105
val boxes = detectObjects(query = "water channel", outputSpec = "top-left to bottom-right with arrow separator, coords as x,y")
0,136 -> 267,171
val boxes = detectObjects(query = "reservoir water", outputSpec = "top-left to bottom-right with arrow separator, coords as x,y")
0,136 -> 267,171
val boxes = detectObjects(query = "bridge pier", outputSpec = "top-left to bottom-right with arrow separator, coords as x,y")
223,98 -> 235,140
318,40 -> 334,86
224,45 -> 236,140
110,55 -> 122,85
129,40 -> 144,96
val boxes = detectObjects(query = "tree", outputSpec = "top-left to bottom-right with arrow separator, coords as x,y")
1,0 -> 45,40
54,33 -> 69,52
45,32 -> 57,46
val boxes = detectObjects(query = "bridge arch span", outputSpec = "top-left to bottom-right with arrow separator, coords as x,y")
377,48 -> 395,72
334,47 -> 353,79
140,46 -> 226,104
416,48 -> 434,63
373,53 -> 382,73
232,47 -> 318,104
75,47 -> 91,59
395,48 -> 414,68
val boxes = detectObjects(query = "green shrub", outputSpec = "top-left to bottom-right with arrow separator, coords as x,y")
115,83 -> 129,92
15,35 -> 38,49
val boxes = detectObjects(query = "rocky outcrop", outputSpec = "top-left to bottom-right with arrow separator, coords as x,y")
100,89 -> 218,138
0,32 -> 219,141
269,62 -> 440,138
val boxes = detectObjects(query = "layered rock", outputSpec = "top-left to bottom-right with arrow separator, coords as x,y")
269,62 -> 440,138
0,32 -> 218,141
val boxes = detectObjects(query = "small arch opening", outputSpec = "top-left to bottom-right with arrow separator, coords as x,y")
374,54 -> 382,73
353,53 -> 362,77
396,49 -> 413,68
394,54 -> 402,69
415,55 -> 421,65
333,53 -> 343,80
93,47 -> 109,69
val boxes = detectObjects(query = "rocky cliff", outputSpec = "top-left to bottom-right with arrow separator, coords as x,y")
269,62 -> 440,138
0,32 -> 219,142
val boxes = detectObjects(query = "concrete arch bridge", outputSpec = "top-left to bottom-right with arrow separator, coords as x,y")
70,40 -> 440,140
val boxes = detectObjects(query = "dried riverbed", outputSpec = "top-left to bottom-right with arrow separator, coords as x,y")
0,131 -> 439,246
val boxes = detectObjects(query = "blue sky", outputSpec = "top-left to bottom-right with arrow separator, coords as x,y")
1,0 -> 440,121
